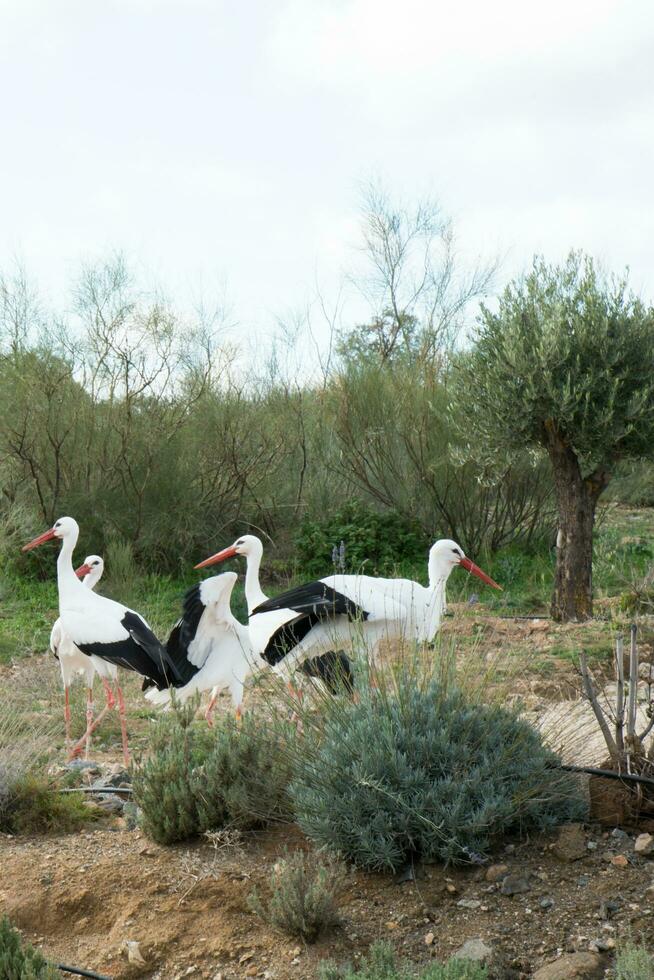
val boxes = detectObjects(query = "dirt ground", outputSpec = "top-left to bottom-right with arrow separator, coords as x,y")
3,608 -> 654,979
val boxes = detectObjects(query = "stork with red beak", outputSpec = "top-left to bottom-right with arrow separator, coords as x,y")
194,538 -> 501,679
23,517 -> 198,765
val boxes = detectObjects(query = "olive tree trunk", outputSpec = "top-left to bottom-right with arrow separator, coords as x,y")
545,423 -> 609,622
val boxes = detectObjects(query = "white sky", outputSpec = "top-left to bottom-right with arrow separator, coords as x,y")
1,0 -> 652,342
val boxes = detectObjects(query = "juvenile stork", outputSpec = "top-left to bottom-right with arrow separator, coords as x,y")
50,554 -> 116,758
195,538 -> 501,680
146,571 -> 254,723
195,534 -> 355,699
23,517 -> 198,764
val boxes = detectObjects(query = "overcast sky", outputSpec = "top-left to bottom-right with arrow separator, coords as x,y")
1,0 -> 652,343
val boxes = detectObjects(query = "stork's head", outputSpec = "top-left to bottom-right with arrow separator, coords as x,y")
75,554 -> 104,580
428,539 -> 501,590
194,533 -> 263,570
22,516 -> 80,552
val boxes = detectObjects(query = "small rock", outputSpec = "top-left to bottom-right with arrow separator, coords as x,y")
504,844 -> 516,854
239,952 -> 254,964
599,899 -> 621,919
635,833 -> 654,856
245,968 -> 257,978
385,920 -> 399,930
611,854 -> 629,868
124,941 -> 146,965
532,951 -> 604,979
500,874 -> 531,896
577,875 -> 591,887
424,932 -> 435,945
485,863 -> 509,883
137,841 -> 154,856
445,883 -> 457,894
552,824 -> 587,862
540,897 -> 554,909
611,827 -> 629,840
453,938 -> 493,964
457,899 -> 481,910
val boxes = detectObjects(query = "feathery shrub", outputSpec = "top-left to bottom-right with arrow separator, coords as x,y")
131,699 -> 205,845
0,917 -> 59,979
193,712 -> 293,831
291,675 -> 584,872
248,848 -> 343,942
615,942 -> 654,980
133,702 -> 293,845
318,942 -> 487,979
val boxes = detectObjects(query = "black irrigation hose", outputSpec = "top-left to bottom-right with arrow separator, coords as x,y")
559,763 -> 654,788
58,786 -> 133,796
56,965 -> 112,979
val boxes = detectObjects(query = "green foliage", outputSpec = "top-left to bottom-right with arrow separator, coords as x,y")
193,712 -> 293,832
132,703 -> 293,845
291,677 -> 584,872
104,536 -> 138,598
248,849 -> 343,943
326,357 -> 555,557
0,918 -> 59,979
318,942 -> 487,980
0,772 -> 91,835
296,499 -> 428,578
459,251 -> 654,475
615,942 -> 654,980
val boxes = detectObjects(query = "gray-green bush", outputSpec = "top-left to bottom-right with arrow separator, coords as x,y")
291,673 -> 584,872
248,848 -> 343,942
0,917 -> 59,979
615,943 -> 654,980
318,942 -> 487,980
132,703 -> 293,845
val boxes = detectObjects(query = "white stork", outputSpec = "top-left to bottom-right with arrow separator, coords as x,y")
194,538 -> 501,680
22,517 -> 198,765
195,534 -> 355,697
145,571 -> 254,724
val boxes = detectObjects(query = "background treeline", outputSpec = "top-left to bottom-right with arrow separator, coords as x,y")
0,186 -> 642,581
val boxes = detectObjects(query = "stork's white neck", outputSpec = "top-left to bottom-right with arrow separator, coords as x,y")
244,545 -> 267,614
56,532 -> 86,607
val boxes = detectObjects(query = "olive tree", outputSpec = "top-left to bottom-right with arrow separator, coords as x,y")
459,252 -> 654,621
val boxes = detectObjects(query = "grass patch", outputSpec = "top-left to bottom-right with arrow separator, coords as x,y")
319,942 -> 487,979
0,772 -> 94,835
615,942 -> 654,980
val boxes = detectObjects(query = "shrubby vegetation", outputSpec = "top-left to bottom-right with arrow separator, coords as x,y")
615,943 -> 654,980
290,670 -> 584,872
131,701 -> 292,845
0,917 -> 59,979
248,848 -> 343,942
0,187 -> 559,585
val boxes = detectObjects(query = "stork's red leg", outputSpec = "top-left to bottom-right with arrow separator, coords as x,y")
115,683 -> 130,767
204,691 -> 218,727
64,686 -> 72,749
101,677 -> 116,709
84,686 -> 94,760
67,704 -> 111,759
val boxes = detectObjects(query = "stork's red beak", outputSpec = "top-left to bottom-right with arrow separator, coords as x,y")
75,563 -> 92,578
194,545 -> 238,570
22,527 -> 56,552
459,556 -> 502,590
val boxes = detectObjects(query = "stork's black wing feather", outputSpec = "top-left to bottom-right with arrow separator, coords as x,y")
80,612 -> 199,692
165,583 -> 206,665
252,581 -> 369,621
254,583 -> 369,667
